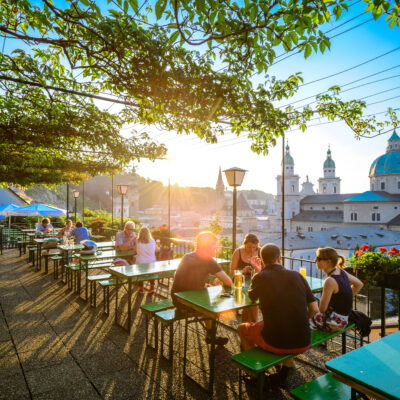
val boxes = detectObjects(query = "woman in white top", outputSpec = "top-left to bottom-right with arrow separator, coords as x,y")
135,227 -> 159,293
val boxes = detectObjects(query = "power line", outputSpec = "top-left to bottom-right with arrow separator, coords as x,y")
299,46 -> 400,87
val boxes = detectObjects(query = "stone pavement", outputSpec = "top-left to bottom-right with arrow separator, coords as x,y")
0,248 -> 347,400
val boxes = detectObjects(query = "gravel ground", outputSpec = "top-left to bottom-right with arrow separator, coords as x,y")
0,248 -> 353,400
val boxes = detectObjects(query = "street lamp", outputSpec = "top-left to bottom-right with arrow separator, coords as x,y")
117,184 -> 129,229
72,189 -> 80,223
224,167 -> 247,251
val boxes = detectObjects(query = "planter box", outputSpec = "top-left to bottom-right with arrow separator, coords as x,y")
345,267 -> 400,290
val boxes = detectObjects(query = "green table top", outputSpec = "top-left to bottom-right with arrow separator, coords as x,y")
109,259 -> 182,279
21,229 -> 36,232
174,285 -> 254,318
326,331 -> 400,400
57,244 -> 84,251
78,249 -> 134,261
34,238 -> 61,244
306,276 -> 324,292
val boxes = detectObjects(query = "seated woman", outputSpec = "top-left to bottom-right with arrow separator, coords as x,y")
135,227 -> 159,294
57,219 -> 73,238
36,218 -> 54,234
313,247 -> 363,331
230,233 -> 260,323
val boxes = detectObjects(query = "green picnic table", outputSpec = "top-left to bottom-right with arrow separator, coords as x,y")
109,258 -> 183,331
174,275 -> 324,396
33,237 -> 62,271
78,249 -> 135,300
326,331 -> 400,400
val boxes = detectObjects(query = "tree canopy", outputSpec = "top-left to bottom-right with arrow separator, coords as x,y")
1,0 -> 399,185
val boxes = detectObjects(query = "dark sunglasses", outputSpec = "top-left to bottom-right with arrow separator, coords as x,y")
315,256 -> 328,262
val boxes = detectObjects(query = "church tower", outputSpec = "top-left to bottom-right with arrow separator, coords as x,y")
215,167 -> 225,210
127,166 -> 140,217
318,146 -> 341,194
276,142 -> 301,232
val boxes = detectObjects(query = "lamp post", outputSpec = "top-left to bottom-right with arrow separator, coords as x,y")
66,183 -> 70,219
72,189 -> 80,223
224,167 -> 247,252
117,184 -> 129,229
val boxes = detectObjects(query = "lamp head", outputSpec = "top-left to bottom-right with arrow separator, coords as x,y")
223,167 -> 247,187
117,184 -> 129,195
72,189 -> 80,199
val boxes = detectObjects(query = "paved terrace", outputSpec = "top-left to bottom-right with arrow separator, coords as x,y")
1,248 -> 348,400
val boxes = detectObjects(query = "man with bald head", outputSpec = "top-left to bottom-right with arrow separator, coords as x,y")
238,243 -> 318,385
115,221 -> 136,263
172,231 -> 232,346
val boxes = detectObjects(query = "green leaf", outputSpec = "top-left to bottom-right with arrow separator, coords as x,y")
304,44 -> 312,59
155,0 -> 166,19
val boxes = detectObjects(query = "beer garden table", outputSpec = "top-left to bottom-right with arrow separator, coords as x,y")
108,258 -> 231,332
33,237 -> 61,271
174,275 -> 325,396
78,249 -> 135,300
326,331 -> 400,400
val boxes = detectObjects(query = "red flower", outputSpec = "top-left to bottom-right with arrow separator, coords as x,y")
359,244 -> 369,251
355,250 -> 363,257
390,246 -> 400,253
378,247 -> 388,253
162,224 -> 167,228
387,251 -> 397,256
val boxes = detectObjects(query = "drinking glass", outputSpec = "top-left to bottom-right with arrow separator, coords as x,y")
111,236 -> 115,246
299,267 -> 307,279
234,270 -> 244,289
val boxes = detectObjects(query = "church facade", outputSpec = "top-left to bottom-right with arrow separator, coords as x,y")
282,130 -> 400,233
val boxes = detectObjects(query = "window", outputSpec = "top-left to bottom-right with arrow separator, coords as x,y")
323,185 -> 327,193
291,185 -> 295,192
322,207 -> 325,210
307,227 -> 313,232
381,182 -> 385,190
372,213 -> 380,221
321,227 -> 326,231
334,186 -> 337,193
351,212 -> 358,221
292,211 -> 295,217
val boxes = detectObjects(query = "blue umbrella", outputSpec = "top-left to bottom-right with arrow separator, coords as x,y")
0,204 -> 21,239
12,203 -> 66,217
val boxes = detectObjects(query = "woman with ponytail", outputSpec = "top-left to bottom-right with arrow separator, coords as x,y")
313,247 -> 363,331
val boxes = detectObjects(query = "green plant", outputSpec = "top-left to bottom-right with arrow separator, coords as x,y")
348,244 -> 400,286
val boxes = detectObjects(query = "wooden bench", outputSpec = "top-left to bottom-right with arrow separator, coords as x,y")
99,278 -> 127,314
18,239 -> 30,256
232,324 -> 355,400
51,255 -> 64,280
140,299 -> 174,349
42,250 -> 61,274
291,372 -> 354,400
87,274 -> 112,308
154,308 -> 188,361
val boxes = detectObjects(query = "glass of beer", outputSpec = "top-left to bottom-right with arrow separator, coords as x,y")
234,270 -> 244,289
234,287 -> 243,303
299,267 -> 307,279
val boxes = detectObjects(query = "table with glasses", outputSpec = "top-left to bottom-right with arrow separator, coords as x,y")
108,258 -> 231,332
174,275 -> 324,396
33,237 -> 62,271
326,331 -> 400,400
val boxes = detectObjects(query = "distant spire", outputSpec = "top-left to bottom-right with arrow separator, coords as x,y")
216,166 -> 224,187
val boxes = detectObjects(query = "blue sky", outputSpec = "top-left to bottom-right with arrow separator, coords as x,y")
136,1 -> 400,195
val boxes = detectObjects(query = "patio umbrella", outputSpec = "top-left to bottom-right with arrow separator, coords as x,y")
12,203 -> 66,217
0,204 -> 20,239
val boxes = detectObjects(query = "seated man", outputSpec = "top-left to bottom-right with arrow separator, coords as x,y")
36,218 -> 54,234
238,243 -> 318,385
171,231 -> 232,346
115,221 -> 136,264
70,221 -> 91,243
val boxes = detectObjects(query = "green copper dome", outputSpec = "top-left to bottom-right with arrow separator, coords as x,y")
284,142 -> 294,165
369,129 -> 400,177
323,148 -> 335,169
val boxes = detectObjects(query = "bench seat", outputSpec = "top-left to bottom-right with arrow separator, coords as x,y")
232,323 -> 355,399
291,372 -> 353,400
99,278 -> 127,314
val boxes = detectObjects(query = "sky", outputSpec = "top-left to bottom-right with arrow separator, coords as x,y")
132,1 -> 400,195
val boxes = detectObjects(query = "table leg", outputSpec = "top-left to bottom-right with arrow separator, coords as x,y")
381,286 -> 386,337
115,276 -> 120,325
127,279 -> 132,333
84,261 -> 88,301
208,319 -> 217,397
38,244 -> 42,271
183,317 -> 188,374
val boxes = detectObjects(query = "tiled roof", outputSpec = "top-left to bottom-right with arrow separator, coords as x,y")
301,194 -> 358,204
291,210 -> 343,223
387,213 -> 400,226
345,191 -> 400,202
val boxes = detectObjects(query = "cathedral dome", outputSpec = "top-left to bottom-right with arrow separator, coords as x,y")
323,148 -> 335,169
369,130 -> 400,177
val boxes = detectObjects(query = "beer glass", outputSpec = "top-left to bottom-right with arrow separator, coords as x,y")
234,270 -> 244,289
299,267 -> 307,279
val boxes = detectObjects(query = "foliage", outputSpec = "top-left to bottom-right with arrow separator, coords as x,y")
1,0 -> 398,188
83,209 -> 140,231
348,244 -> 400,286
206,214 -> 233,258
151,224 -> 173,238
